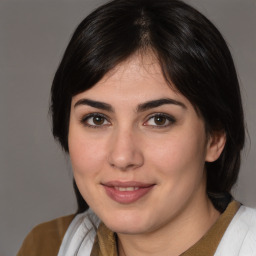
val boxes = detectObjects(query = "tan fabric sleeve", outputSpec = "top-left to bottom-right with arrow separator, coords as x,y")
17,214 -> 75,256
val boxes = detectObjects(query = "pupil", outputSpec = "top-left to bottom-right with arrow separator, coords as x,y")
154,116 -> 166,125
93,116 -> 104,125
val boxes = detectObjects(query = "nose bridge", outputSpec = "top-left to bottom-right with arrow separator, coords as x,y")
108,125 -> 143,170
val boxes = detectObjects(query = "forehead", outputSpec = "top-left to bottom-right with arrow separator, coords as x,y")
100,53 -> 162,82
72,53 -> 186,105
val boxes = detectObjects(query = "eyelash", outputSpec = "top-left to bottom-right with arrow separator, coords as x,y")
80,113 -> 176,128
80,113 -> 111,129
143,113 -> 176,128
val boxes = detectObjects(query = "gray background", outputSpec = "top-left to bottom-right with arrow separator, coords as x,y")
0,0 -> 255,255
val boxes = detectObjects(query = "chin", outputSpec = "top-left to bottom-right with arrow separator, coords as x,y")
101,211 -> 153,235
107,222 -> 148,235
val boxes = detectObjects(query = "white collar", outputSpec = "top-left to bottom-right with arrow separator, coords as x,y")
57,209 -> 99,256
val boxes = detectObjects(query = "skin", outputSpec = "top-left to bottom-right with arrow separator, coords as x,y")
68,53 -> 226,256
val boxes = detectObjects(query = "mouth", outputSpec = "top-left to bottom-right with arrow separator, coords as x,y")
114,186 -> 139,191
102,181 -> 155,204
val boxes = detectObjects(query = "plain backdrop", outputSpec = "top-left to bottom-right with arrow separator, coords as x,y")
0,0 -> 255,255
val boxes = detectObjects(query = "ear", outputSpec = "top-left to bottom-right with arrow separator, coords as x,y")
205,130 -> 226,162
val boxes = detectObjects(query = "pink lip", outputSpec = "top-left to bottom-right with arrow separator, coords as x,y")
102,181 -> 155,204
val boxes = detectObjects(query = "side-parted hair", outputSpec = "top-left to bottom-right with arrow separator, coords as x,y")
51,0 -> 245,213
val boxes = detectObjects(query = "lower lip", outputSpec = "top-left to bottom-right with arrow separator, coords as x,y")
103,186 -> 154,204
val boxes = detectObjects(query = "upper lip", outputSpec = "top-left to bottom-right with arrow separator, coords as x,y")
102,181 -> 154,188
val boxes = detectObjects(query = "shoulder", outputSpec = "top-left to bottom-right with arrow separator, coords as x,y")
233,205 -> 256,237
239,205 -> 256,224
215,205 -> 256,255
17,214 -> 75,256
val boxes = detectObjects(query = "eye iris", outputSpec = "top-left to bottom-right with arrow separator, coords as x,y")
93,116 -> 104,125
154,116 -> 166,125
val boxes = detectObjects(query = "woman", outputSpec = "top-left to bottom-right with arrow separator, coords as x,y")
18,0 -> 256,255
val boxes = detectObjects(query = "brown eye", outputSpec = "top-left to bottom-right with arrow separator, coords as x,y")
144,114 -> 176,127
82,113 -> 111,128
154,116 -> 167,126
93,116 -> 105,125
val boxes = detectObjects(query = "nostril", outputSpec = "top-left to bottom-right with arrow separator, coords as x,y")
107,130 -> 144,170
107,151 -> 144,171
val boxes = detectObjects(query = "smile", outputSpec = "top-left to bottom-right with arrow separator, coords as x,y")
102,181 -> 155,204
114,187 -> 139,191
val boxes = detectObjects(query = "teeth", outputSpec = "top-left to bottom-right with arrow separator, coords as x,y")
115,187 -> 139,191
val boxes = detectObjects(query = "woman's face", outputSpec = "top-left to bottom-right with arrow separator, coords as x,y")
68,54 -> 221,235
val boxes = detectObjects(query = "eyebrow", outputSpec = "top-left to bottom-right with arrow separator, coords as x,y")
74,99 -> 114,112
74,98 -> 186,112
137,98 -> 186,112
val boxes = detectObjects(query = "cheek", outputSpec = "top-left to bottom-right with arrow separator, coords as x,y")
146,133 -> 207,209
68,134 -> 107,204
68,131 -> 106,177
145,130 -> 207,179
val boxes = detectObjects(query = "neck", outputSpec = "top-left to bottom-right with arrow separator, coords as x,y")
117,194 -> 220,256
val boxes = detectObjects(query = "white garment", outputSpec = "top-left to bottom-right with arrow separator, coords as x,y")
58,206 -> 256,256
215,205 -> 256,255
57,209 -> 100,256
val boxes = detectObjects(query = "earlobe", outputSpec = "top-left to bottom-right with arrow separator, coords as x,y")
205,131 -> 226,162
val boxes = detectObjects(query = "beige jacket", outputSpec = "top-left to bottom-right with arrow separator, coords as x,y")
17,214 -> 75,256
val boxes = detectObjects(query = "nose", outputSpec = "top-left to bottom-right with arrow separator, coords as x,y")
107,128 -> 144,171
